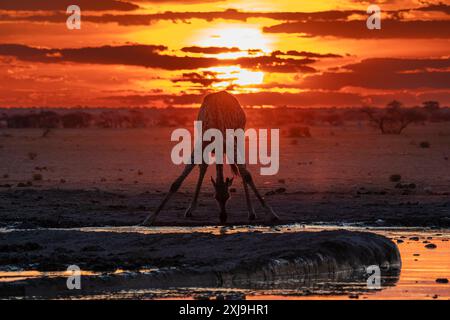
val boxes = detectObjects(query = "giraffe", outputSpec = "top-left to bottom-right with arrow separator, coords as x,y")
141,91 -> 280,225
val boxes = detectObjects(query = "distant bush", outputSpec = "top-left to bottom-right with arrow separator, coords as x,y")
7,111 -> 60,128
288,126 -> 311,138
419,141 -> 431,148
96,111 -> 130,128
62,112 -> 93,128
27,152 -> 37,160
32,173 -> 43,181
389,174 -> 402,182
321,113 -> 344,126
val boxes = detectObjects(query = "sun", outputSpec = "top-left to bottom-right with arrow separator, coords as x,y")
192,25 -> 270,88
194,24 -> 272,58
204,66 -> 264,88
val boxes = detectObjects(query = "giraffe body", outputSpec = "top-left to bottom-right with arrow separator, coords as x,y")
198,91 -> 246,134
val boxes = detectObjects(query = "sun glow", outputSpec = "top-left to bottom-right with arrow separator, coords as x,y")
205,66 -> 264,88
194,25 -> 272,58
192,25 -> 270,89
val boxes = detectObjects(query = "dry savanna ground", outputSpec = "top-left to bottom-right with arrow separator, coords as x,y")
0,122 -> 449,228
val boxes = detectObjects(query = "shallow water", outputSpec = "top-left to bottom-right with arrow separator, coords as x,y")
0,224 -> 448,300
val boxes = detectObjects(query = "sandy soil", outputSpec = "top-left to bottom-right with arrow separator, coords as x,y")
0,124 -> 449,228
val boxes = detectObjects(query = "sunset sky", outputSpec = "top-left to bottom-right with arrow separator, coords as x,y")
0,0 -> 449,108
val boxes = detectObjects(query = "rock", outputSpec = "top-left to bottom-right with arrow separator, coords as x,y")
409,237 -> 419,241
419,141 -> 430,148
348,294 -> 359,299
32,173 -> 43,181
425,243 -> 437,249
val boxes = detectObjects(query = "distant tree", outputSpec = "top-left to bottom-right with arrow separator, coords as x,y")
386,100 -> 403,110
7,111 -> 60,128
37,111 -> 60,128
62,112 -> 92,128
362,101 -> 427,134
128,110 -> 148,128
322,112 -> 344,126
422,101 -> 440,112
97,111 -> 129,128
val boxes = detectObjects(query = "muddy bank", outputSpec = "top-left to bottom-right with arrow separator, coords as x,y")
0,229 -> 401,297
0,188 -> 449,229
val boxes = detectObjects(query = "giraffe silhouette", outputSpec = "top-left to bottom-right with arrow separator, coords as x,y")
141,91 -> 279,225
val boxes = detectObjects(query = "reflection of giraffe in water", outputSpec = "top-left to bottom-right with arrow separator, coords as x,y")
142,91 -> 280,225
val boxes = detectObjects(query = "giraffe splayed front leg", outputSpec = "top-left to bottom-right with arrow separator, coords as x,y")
184,163 -> 208,218
141,153 -> 196,226
237,164 -> 280,223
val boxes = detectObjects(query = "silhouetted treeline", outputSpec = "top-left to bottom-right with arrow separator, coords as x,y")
362,101 -> 450,134
0,103 -> 449,129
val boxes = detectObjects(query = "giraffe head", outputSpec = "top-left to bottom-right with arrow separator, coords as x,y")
211,176 -> 234,224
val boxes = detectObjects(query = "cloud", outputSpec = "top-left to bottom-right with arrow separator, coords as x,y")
131,0 -> 224,2
414,3 -> 450,15
301,58 -> 450,90
234,55 -> 317,73
1,3 -> 448,26
172,71 -> 237,87
0,44 -> 318,73
0,9 -> 361,26
181,46 -> 241,54
272,50 -> 343,58
264,20 -> 450,38
0,0 -> 139,11
342,57 -> 450,73
2,5 -> 448,27
0,44 -> 221,70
